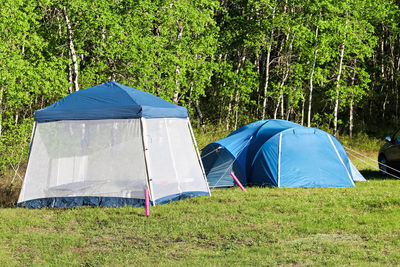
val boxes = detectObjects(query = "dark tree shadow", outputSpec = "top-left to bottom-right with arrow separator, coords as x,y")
360,170 -> 400,180
0,184 -> 19,208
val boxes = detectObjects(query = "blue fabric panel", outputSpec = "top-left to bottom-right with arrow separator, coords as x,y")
17,191 -> 210,209
154,191 -> 210,205
201,144 -> 246,187
217,120 -> 266,157
210,120 -> 268,180
330,134 -> 352,170
113,82 -> 187,113
202,119 -> 354,188
226,120 -> 268,138
34,81 -> 188,122
249,134 -> 280,186
278,128 -> 354,187
17,197 -> 147,209
246,120 -> 303,179
141,106 -> 188,119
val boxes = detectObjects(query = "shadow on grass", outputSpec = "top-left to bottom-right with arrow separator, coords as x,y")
0,184 -> 19,208
360,170 -> 400,180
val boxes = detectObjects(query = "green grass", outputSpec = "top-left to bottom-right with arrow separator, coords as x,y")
339,133 -> 385,152
1,178 -> 400,265
1,133 -> 400,266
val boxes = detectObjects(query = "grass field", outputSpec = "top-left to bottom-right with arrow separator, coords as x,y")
1,133 -> 400,266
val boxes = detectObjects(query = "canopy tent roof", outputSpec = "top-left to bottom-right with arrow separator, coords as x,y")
34,80 -> 188,122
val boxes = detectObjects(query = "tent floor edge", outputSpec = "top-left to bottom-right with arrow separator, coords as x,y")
17,196 -> 150,209
154,191 -> 210,205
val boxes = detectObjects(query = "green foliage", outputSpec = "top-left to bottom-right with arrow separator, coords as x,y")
0,119 -> 33,170
1,0 -> 400,176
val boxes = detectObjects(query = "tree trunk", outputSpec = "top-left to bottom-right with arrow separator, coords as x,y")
349,69 -> 356,137
195,99 -> 205,131
396,49 -> 400,124
15,111 -> 18,126
333,9 -> 349,136
226,94 -> 234,130
278,32 -> 295,120
349,98 -> 354,137
173,21 -> 184,104
234,92 -> 240,130
286,106 -> 291,121
382,90 -> 387,119
67,60 -> 73,94
389,40 -> 397,123
301,96 -> 305,125
261,5 -> 276,120
173,65 -> 180,104
226,51 -> 246,130
308,25 -> 319,127
102,27 -> 116,80
262,41 -> 272,120
63,5 -> 79,92
0,87 -> 3,137
273,96 -> 280,119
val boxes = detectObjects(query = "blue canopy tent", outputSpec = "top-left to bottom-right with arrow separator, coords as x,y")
18,81 -> 210,208
202,119 -> 360,188
34,80 -> 188,122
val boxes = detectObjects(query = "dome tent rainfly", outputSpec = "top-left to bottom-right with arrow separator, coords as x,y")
202,119 -> 365,188
18,81 -> 210,208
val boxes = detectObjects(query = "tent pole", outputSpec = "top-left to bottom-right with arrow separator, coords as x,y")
187,118 -> 211,196
140,118 -> 156,206
28,121 -> 37,156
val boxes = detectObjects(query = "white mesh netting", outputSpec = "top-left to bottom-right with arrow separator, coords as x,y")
18,119 -> 147,203
144,118 -> 209,201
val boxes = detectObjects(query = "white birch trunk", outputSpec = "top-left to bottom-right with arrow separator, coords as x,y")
349,98 -> 354,137
173,65 -> 180,104
279,32 -> 295,120
226,52 -> 246,130
274,96 -> 280,119
301,96 -> 305,125
261,5 -> 276,120
234,92 -> 240,130
226,94 -> 234,130
308,25 -> 319,127
63,5 -> 79,92
262,41 -> 272,120
0,87 -> 3,137
333,9 -> 349,136
173,21 -> 184,104
349,70 -> 356,137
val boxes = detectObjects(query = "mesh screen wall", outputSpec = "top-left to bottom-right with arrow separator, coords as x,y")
143,118 -> 209,201
19,117 -> 209,206
18,119 -> 147,203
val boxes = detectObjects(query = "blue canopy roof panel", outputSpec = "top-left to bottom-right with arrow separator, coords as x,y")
34,81 -> 188,122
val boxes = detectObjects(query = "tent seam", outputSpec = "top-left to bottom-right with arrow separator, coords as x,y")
327,134 -> 355,186
278,133 -> 282,187
109,81 -> 141,107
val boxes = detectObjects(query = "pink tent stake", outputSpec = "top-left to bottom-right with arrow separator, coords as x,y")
230,171 -> 247,192
145,188 -> 150,217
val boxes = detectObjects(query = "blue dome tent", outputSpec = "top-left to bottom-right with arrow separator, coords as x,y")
202,120 -> 359,188
18,81 -> 210,208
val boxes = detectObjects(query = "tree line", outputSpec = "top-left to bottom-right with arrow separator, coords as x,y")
1,0 -> 400,175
